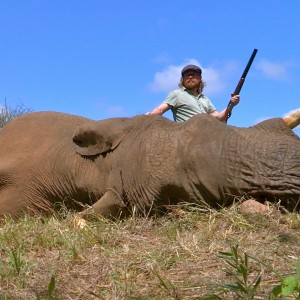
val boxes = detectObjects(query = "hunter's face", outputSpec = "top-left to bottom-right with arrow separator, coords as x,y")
182,71 -> 201,89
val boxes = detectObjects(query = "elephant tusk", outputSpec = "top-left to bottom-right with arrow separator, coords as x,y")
283,109 -> 300,129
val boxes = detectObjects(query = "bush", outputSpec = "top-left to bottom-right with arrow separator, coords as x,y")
0,100 -> 32,128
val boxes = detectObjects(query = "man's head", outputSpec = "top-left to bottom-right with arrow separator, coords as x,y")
180,64 -> 205,93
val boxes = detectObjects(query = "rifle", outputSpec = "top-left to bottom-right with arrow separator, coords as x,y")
225,48 -> 258,122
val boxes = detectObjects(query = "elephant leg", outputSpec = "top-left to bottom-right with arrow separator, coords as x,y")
283,109 -> 300,129
90,188 -> 127,217
0,189 -> 30,220
73,189 -> 127,227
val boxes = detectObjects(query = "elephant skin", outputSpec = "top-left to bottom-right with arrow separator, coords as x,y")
0,111 -> 299,220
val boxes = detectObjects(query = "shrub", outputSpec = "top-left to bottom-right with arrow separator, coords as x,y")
0,100 -> 32,128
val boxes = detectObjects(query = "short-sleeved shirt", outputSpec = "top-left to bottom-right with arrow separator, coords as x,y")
163,88 -> 216,122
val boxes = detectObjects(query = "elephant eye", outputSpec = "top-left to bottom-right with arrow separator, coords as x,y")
73,137 -> 83,146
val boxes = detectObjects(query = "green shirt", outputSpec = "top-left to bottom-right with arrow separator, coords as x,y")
163,88 -> 216,122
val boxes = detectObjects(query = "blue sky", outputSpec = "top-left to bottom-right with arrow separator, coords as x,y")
1,1 -> 300,134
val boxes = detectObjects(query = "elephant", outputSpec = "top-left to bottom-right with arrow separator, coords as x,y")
0,109 -> 299,221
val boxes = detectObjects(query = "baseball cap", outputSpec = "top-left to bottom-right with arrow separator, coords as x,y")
181,65 -> 202,76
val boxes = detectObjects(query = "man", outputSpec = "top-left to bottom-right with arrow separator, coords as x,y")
148,64 -> 239,122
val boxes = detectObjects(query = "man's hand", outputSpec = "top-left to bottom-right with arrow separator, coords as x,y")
229,94 -> 240,107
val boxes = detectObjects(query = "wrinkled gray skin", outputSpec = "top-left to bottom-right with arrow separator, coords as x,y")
0,111 -> 299,220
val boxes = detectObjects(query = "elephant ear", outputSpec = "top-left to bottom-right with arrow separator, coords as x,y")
73,118 -> 132,156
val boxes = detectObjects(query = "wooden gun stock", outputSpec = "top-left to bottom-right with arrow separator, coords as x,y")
226,48 -> 258,122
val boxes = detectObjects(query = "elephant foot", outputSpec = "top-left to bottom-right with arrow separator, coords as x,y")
283,109 -> 300,129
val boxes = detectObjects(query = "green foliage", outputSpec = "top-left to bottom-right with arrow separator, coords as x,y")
0,245 -> 29,277
201,245 -> 300,300
271,259 -> 300,299
217,245 -> 262,299
34,274 -> 57,300
151,267 -> 178,298
47,275 -> 56,299
8,246 -> 27,275
0,99 -> 31,128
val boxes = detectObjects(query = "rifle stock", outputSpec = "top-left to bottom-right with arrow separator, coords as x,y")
226,48 -> 258,122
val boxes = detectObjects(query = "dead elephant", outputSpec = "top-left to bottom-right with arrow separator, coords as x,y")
0,109 -> 299,220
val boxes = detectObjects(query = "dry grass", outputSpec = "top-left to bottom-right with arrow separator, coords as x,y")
0,203 -> 300,299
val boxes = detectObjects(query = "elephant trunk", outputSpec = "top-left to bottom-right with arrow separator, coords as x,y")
221,119 -> 300,202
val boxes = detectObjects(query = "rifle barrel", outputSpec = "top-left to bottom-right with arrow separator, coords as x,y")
226,48 -> 258,122
233,48 -> 258,95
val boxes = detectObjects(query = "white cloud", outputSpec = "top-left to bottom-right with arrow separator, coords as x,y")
148,59 -> 233,96
256,59 -> 290,80
202,66 -> 226,96
149,64 -> 181,93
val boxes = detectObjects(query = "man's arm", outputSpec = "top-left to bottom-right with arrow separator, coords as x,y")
210,94 -> 240,122
147,103 -> 173,115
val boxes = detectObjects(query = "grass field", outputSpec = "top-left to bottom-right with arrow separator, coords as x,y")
0,203 -> 299,299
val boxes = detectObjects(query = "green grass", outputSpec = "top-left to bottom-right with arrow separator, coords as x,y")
0,204 -> 299,299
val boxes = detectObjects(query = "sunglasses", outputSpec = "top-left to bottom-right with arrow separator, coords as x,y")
182,72 -> 201,79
